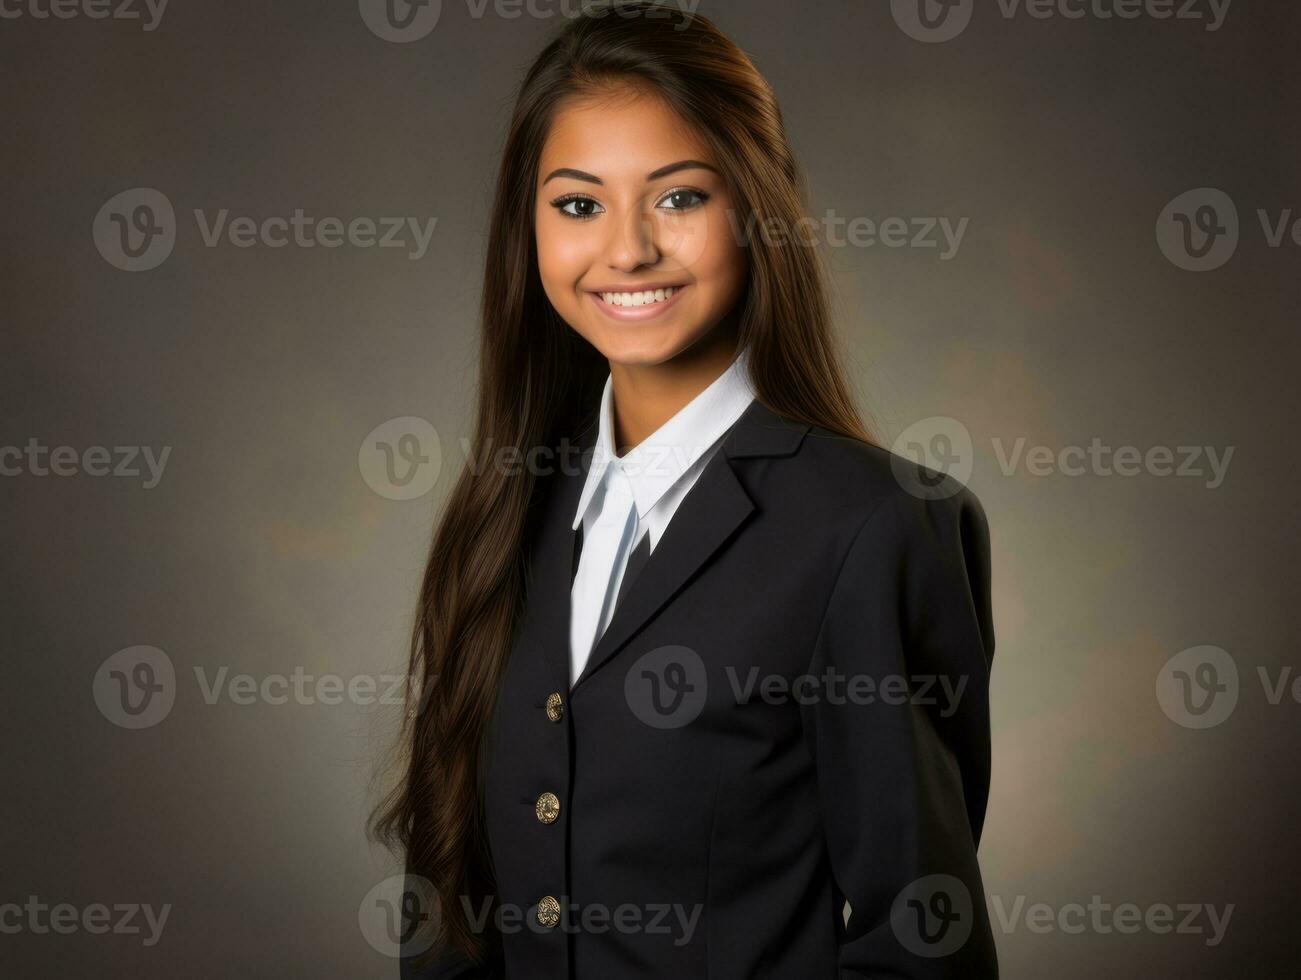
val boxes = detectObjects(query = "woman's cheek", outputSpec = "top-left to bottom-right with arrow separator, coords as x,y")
549,230 -> 598,279
658,211 -> 713,271
697,222 -> 747,310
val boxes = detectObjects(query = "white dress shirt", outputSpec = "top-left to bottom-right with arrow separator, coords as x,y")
568,345 -> 757,686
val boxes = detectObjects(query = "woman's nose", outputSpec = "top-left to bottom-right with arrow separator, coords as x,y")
603,208 -> 662,270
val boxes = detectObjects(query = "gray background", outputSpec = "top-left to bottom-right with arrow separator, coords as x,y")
2,0 -> 1297,976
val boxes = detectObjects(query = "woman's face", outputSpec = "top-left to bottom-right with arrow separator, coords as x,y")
533,86 -> 747,367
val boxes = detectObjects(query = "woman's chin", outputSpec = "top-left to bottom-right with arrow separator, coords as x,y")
587,326 -> 695,368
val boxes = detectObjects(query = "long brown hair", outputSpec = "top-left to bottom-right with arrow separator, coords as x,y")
369,0 -> 874,967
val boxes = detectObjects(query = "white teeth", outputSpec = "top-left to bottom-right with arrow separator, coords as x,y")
600,286 -> 677,307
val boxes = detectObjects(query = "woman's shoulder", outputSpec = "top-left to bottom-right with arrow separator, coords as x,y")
763,415 -> 988,538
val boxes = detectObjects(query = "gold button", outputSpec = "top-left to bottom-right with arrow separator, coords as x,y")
536,895 -> 561,928
545,691 -> 564,723
535,791 -> 560,824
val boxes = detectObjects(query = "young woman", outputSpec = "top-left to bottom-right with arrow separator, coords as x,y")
371,3 -> 998,977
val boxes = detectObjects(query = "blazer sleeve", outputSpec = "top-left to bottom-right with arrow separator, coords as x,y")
799,481 -> 998,978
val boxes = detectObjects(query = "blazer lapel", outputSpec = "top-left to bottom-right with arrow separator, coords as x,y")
569,398 -> 809,695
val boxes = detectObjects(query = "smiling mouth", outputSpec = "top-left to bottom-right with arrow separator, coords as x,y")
592,285 -> 684,308
587,283 -> 690,321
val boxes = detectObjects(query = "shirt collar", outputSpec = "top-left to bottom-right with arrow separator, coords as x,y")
572,345 -> 757,530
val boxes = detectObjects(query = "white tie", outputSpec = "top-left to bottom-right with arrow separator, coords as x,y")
569,462 -> 638,687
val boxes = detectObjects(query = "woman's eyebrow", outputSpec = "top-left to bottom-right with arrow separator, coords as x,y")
541,159 -> 719,185
647,159 -> 718,180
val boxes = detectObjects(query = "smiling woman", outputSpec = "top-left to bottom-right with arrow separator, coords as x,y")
534,90 -> 747,371
369,3 -> 998,979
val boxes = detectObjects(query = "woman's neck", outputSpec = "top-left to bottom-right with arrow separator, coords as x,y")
608,323 -> 742,454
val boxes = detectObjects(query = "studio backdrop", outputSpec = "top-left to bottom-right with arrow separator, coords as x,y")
1,1 -> 1296,977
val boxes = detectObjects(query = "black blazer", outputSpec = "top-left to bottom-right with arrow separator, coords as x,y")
404,398 -> 998,979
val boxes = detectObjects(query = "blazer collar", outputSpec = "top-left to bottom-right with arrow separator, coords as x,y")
571,345 -> 757,531
529,395 -> 810,697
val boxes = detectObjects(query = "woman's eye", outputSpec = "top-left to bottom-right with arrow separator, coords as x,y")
658,188 -> 709,211
553,196 -> 603,219
549,189 -> 709,220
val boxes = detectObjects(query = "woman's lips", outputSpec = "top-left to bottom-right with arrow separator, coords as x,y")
587,284 -> 689,322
